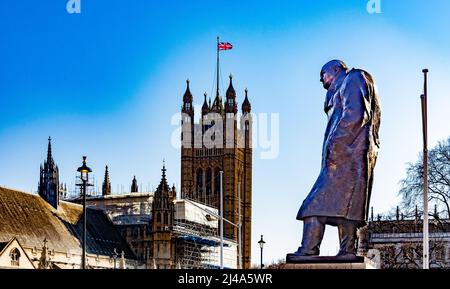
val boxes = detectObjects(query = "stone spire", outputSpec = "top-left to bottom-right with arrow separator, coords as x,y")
47,137 -> 53,165
157,161 -> 169,194
102,166 -> 111,196
152,161 -> 175,233
131,176 -> 139,193
39,137 -> 60,209
211,77 -> 224,115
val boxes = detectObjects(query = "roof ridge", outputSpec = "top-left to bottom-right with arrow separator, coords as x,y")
0,186 -> 35,196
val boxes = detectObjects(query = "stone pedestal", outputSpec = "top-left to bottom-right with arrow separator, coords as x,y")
283,255 -> 375,269
282,262 -> 367,269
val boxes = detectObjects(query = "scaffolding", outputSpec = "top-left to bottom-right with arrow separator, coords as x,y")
173,219 -> 220,269
172,200 -> 237,269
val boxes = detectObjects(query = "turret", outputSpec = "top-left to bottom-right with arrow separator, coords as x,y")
242,88 -> 251,114
181,79 -> 195,150
181,79 -> 194,117
202,92 -> 209,116
225,75 -> 237,114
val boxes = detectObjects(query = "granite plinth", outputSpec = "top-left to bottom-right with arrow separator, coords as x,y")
284,254 -> 368,269
286,254 -> 364,264
282,262 -> 367,269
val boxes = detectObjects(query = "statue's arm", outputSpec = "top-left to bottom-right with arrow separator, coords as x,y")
327,71 -> 368,152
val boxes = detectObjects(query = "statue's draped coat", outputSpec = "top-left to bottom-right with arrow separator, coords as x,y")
297,69 -> 381,225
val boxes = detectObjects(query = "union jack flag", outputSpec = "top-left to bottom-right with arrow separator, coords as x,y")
218,42 -> 233,51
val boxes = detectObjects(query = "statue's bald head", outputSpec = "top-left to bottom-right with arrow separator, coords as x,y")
320,60 -> 348,90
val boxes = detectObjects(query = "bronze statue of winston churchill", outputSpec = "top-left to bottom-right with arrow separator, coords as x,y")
288,60 -> 381,262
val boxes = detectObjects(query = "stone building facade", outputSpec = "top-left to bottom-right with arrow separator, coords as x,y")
84,164 -> 238,269
0,138 -> 139,269
361,209 -> 450,269
81,191 -> 154,262
0,186 -> 139,269
180,76 -> 252,268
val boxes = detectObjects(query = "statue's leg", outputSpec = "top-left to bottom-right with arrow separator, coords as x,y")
336,219 -> 358,256
295,216 -> 326,256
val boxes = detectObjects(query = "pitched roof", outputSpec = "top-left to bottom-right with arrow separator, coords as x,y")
0,237 -> 36,269
0,241 -> 8,253
0,187 -> 136,260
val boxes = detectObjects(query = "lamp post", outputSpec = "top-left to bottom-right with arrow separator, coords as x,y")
76,156 -> 93,269
258,235 -> 265,269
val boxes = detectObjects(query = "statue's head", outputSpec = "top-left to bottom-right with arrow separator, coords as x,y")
320,60 -> 348,90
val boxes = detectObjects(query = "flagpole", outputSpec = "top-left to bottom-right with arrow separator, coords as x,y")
217,36 -> 220,97
421,68 -> 429,269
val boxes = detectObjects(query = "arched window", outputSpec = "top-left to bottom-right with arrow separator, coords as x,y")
196,168 -> 204,197
10,248 -> 20,266
156,212 -> 161,223
215,168 -> 221,192
206,168 -> 212,197
163,212 -> 168,225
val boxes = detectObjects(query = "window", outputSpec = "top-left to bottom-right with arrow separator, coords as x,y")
196,168 -> 204,195
206,168 -> 213,197
214,168 -> 221,196
10,248 -> 20,266
156,212 -> 161,223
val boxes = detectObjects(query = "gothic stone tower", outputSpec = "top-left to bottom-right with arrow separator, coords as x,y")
151,164 -> 176,269
102,165 -> 112,196
180,76 -> 253,268
38,137 -> 60,209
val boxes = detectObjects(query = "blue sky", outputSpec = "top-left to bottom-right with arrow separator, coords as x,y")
1,0 -> 450,265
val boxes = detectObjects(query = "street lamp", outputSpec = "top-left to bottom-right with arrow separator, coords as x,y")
258,235 -> 265,269
76,156 -> 93,269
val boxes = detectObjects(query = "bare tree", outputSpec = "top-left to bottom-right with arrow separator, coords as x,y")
378,240 -> 446,269
399,137 -> 450,219
265,258 -> 286,269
